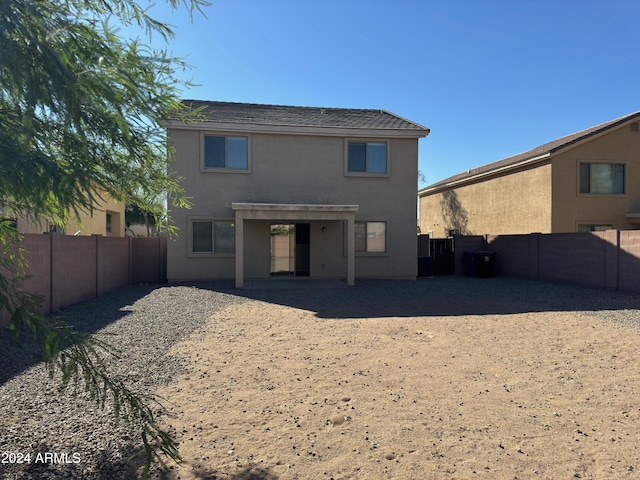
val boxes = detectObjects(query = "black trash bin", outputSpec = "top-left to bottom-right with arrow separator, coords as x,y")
473,251 -> 496,278
463,251 -> 477,277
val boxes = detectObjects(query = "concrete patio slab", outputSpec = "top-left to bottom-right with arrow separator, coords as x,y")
243,278 -> 348,289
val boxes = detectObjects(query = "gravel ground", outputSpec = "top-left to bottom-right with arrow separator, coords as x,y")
0,282 -> 247,479
1,276 -> 640,479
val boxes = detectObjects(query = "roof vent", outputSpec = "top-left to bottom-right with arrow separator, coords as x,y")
631,122 -> 638,132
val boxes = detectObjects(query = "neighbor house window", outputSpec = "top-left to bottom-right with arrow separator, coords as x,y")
579,163 -> 625,194
192,220 -> 235,253
355,221 -> 386,252
204,135 -> 248,170
577,224 -> 613,233
348,142 -> 388,174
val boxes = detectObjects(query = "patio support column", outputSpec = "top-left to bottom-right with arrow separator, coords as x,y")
346,215 -> 355,286
235,211 -> 244,288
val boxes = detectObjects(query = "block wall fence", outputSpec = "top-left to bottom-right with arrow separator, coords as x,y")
6,234 -> 167,316
454,230 -> 640,294
5,231 -> 639,325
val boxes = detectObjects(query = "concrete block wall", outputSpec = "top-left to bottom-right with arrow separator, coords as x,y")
619,231 -> 640,293
482,230 -> 640,294
131,237 -> 167,284
537,232 -> 609,289
97,236 -> 131,296
20,234 -> 52,314
485,234 -> 534,278
1,234 -> 167,323
51,235 -> 98,312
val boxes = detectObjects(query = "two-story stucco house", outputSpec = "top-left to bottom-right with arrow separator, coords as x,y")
419,111 -> 640,237
165,100 -> 429,287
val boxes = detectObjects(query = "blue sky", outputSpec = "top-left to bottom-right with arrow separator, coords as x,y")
143,0 -> 640,186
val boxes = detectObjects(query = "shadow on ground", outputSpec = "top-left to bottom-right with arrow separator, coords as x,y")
1,276 -> 640,479
4,276 -> 640,386
0,440 -> 144,480
206,276 -> 640,320
0,284 -> 160,385
180,466 -> 279,480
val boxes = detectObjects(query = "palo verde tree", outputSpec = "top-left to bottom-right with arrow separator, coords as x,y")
0,0 -> 206,475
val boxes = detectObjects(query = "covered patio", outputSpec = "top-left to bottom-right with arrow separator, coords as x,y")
232,203 -> 359,288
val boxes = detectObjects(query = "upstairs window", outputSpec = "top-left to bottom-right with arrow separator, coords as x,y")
204,135 -> 248,170
355,221 -> 386,253
348,142 -> 388,174
579,163 -> 625,194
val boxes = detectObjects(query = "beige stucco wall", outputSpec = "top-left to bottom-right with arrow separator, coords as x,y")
419,162 -> 552,237
551,124 -> 640,232
16,193 -> 125,237
69,195 -> 124,237
167,129 -> 419,281
420,122 -> 640,237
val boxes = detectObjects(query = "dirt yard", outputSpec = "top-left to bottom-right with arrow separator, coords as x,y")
156,280 -> 640,480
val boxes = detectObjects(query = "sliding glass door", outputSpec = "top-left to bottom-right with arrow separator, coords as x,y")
270,224 -> 295,276
270,223 -> 310,276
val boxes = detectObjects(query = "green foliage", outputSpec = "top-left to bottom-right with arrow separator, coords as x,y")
52,324 -> 181,477
126,202 -> 165,236
0,220 -> 28,319
1,226 -> 179,476
0,0 -> 201,226
0,0 -> 210,476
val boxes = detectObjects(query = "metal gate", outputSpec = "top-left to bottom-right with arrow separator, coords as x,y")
430,238 -> 455,275
417,235 -> 455,276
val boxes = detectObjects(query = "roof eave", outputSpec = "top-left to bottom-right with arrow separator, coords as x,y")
420,112 -> 640,197
418,152 -> 551,196
165,120 -> 430,138
547,114 -> 640,157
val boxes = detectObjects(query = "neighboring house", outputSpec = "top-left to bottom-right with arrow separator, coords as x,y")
419,111 -> 640,237
165,100 -> 429,287
14,193 -> 125,237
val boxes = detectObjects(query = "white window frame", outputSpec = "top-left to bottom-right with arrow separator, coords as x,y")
200,133 -> 251,173
188,217 -> 236,257
355,221 -> 387,254
345,139 -> 390,177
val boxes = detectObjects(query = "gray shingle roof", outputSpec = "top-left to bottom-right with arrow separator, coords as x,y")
181,100 -> 429,132
421,111 -> 640,192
